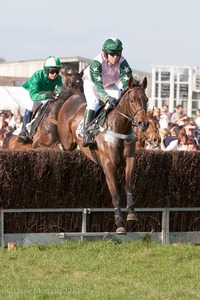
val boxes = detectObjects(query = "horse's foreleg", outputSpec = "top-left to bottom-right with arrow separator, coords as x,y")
125,157 -> 137,222
102,160 -> 126,234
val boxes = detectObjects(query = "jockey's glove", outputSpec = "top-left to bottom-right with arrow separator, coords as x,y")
45,91 -> 54,100
53,92 -> 60,100
105,97 -> 117,110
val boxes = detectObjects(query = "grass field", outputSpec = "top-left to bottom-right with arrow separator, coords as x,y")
0,240 -> 200,299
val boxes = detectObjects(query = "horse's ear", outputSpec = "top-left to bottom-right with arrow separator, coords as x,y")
147,107 -> 154,116
128,76 -> 133,88
79,68 -> 85,77
141,76 -> 147,89
128,76 -> 138,88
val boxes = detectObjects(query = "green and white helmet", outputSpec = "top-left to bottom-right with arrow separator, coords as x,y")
102,38 -> 123,52
43,56 -> 62,69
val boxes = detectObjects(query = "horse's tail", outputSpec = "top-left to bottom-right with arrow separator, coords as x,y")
3,130 -> 14,148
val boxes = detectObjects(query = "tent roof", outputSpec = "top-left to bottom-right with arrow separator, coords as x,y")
0,86 -> 29,115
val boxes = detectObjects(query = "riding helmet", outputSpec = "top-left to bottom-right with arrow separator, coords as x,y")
102,38 -> 123,52
43,56 -> 62,69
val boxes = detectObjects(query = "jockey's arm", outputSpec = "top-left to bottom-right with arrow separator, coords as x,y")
23,71 -> 63,101
90,60 -> 109,102
119,60 -> 132,90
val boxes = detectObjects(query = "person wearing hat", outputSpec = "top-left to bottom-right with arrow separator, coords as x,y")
18,56 -> 63,144
82,37 -> 132,147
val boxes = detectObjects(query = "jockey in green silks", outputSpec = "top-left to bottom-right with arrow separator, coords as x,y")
18,56 -> 63,144
82,37 -> 132,147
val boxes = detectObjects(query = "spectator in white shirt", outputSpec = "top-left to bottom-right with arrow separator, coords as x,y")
159,106 -> 170,129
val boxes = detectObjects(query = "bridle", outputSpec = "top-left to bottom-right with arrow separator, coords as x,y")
116,87 -> 147,126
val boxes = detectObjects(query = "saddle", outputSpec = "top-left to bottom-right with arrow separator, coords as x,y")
29,102 -> 51,139
86,107 -> 107,138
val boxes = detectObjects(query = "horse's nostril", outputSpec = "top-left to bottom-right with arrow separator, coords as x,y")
138,121 -> 144,129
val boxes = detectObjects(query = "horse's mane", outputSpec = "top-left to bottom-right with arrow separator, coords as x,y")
61,68 -> 84,93
121,77 -> 141,97
59,86 -> 82,101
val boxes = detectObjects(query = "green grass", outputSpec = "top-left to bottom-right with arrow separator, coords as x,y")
0,240 -> 200,299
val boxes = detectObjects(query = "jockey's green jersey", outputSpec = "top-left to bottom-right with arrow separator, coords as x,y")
23,69 -> 63,101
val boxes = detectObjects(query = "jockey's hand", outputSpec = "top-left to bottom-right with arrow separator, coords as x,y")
53,92 -> 59,100
105,97 -> 117,110
45,91 -> 54,100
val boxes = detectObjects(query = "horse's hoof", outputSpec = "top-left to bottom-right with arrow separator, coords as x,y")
116,227 -> 127,235
127,213 -> 138,221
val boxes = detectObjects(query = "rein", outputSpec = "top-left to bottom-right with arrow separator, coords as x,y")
116,107 -> 145,126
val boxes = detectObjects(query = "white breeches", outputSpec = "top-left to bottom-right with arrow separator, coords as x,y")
20,90 -> 49,112
83,81 -> 122,111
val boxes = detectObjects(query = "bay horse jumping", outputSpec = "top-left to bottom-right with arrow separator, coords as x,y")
57,76 -> 149,233
135,109 -> 161,149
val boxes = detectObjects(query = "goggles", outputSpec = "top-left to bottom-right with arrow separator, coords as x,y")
107,51 -> 122,57
48,69 -> 60,75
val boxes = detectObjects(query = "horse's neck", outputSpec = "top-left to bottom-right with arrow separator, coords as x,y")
46,100 -> 64,118
107,108 -> 132,134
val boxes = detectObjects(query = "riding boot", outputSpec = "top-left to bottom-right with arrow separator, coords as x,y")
82,109 -> 96,147
18,109 -> 32,144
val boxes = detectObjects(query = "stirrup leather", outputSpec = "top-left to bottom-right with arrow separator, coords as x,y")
82,131 -> 96,147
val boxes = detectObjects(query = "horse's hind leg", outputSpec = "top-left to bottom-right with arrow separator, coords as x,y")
126,192 -> 137,221
114,207 -> 126,234
102,161 -> 126,234
125,157 -> 138,223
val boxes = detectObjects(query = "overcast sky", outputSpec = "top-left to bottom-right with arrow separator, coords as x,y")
1,0 -> 199,73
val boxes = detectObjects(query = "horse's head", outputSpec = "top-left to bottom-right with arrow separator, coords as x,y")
144,120 -> 161,149
120,76 -> 149,132
61,68 -> 84,92
145,109 -> 161,148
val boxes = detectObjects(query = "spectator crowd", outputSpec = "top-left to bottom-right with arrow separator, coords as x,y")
0,108 -> 23,148
152,104 -> 200,151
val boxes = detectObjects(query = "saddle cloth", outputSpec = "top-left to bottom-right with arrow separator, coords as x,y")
12,103 -> 48,137
76,109 -> 107,139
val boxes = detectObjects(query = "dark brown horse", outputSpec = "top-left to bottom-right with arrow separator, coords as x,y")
135,109 -> 161,149
4,68 -> 84,150
3,100 -> 63,150
57,77 -> 149,233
